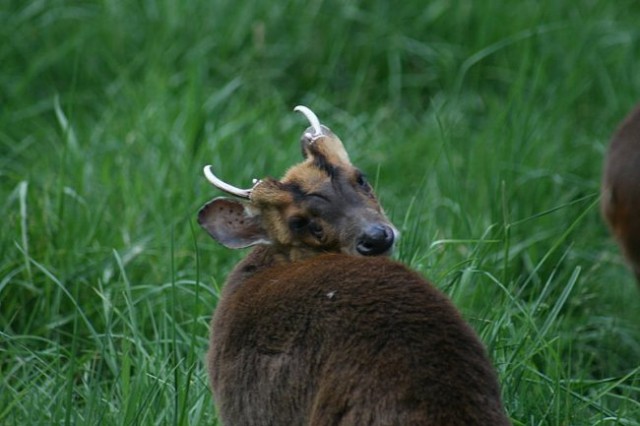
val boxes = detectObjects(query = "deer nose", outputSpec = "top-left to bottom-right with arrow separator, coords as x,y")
356,224 -> 395,256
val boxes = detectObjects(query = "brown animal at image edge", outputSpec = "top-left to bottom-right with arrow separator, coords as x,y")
602,104 -> 640,285
197,106 -> 511,425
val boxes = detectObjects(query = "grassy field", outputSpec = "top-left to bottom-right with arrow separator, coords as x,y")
2,0 -> 640,424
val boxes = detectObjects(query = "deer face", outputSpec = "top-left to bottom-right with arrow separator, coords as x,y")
198,106 -> 397,261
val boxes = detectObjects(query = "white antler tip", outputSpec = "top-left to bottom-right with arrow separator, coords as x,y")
203,165 -> 252,199
294,105 -> 323,138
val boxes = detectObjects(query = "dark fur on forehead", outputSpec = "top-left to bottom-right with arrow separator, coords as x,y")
281,169 -> 342,201
279,181 -> 306,201
312,152 -> 339,179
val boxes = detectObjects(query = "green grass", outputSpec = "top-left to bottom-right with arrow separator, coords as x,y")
2,0 -> 640,424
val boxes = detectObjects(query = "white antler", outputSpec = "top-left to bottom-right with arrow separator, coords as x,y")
294,105 -> 323,140
203,165 -> 255,199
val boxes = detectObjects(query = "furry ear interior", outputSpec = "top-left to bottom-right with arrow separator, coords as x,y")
197,197 -> 271,249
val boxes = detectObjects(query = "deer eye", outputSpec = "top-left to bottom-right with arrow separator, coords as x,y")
307,192 -> 330,202
288,216 -> 309,232
356,172 -> 369,190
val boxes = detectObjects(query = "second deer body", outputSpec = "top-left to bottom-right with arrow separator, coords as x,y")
602,104 -> 640,285
198,106 -> 510,425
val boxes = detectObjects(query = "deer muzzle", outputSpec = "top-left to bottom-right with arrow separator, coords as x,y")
356,224 -> 396,256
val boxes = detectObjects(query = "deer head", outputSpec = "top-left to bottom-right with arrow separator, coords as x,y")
198,106 -> 398,262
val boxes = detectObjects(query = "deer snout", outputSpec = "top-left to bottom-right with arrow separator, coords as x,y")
356,224 -> 395,256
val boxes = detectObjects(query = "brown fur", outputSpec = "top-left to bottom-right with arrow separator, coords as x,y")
602,104 -> 640,284
199,116 -> 510,425
208,251 -> 510,426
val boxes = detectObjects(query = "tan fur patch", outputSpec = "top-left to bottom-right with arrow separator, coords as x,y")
251,179 -> 293,207
282,162 -> 330,192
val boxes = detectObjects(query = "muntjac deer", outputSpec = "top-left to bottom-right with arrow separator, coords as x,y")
602,104 -> 640,285
198,106 -> 510,425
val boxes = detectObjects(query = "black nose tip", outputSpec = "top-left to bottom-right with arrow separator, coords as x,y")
356,224 -> 395,256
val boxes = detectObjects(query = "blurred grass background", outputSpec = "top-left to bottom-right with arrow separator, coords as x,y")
2,0 -> 640,424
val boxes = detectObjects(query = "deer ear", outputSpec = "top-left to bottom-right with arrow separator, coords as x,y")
197,198 -> 271,249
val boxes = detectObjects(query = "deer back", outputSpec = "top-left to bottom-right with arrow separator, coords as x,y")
209,254 -> 509,426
